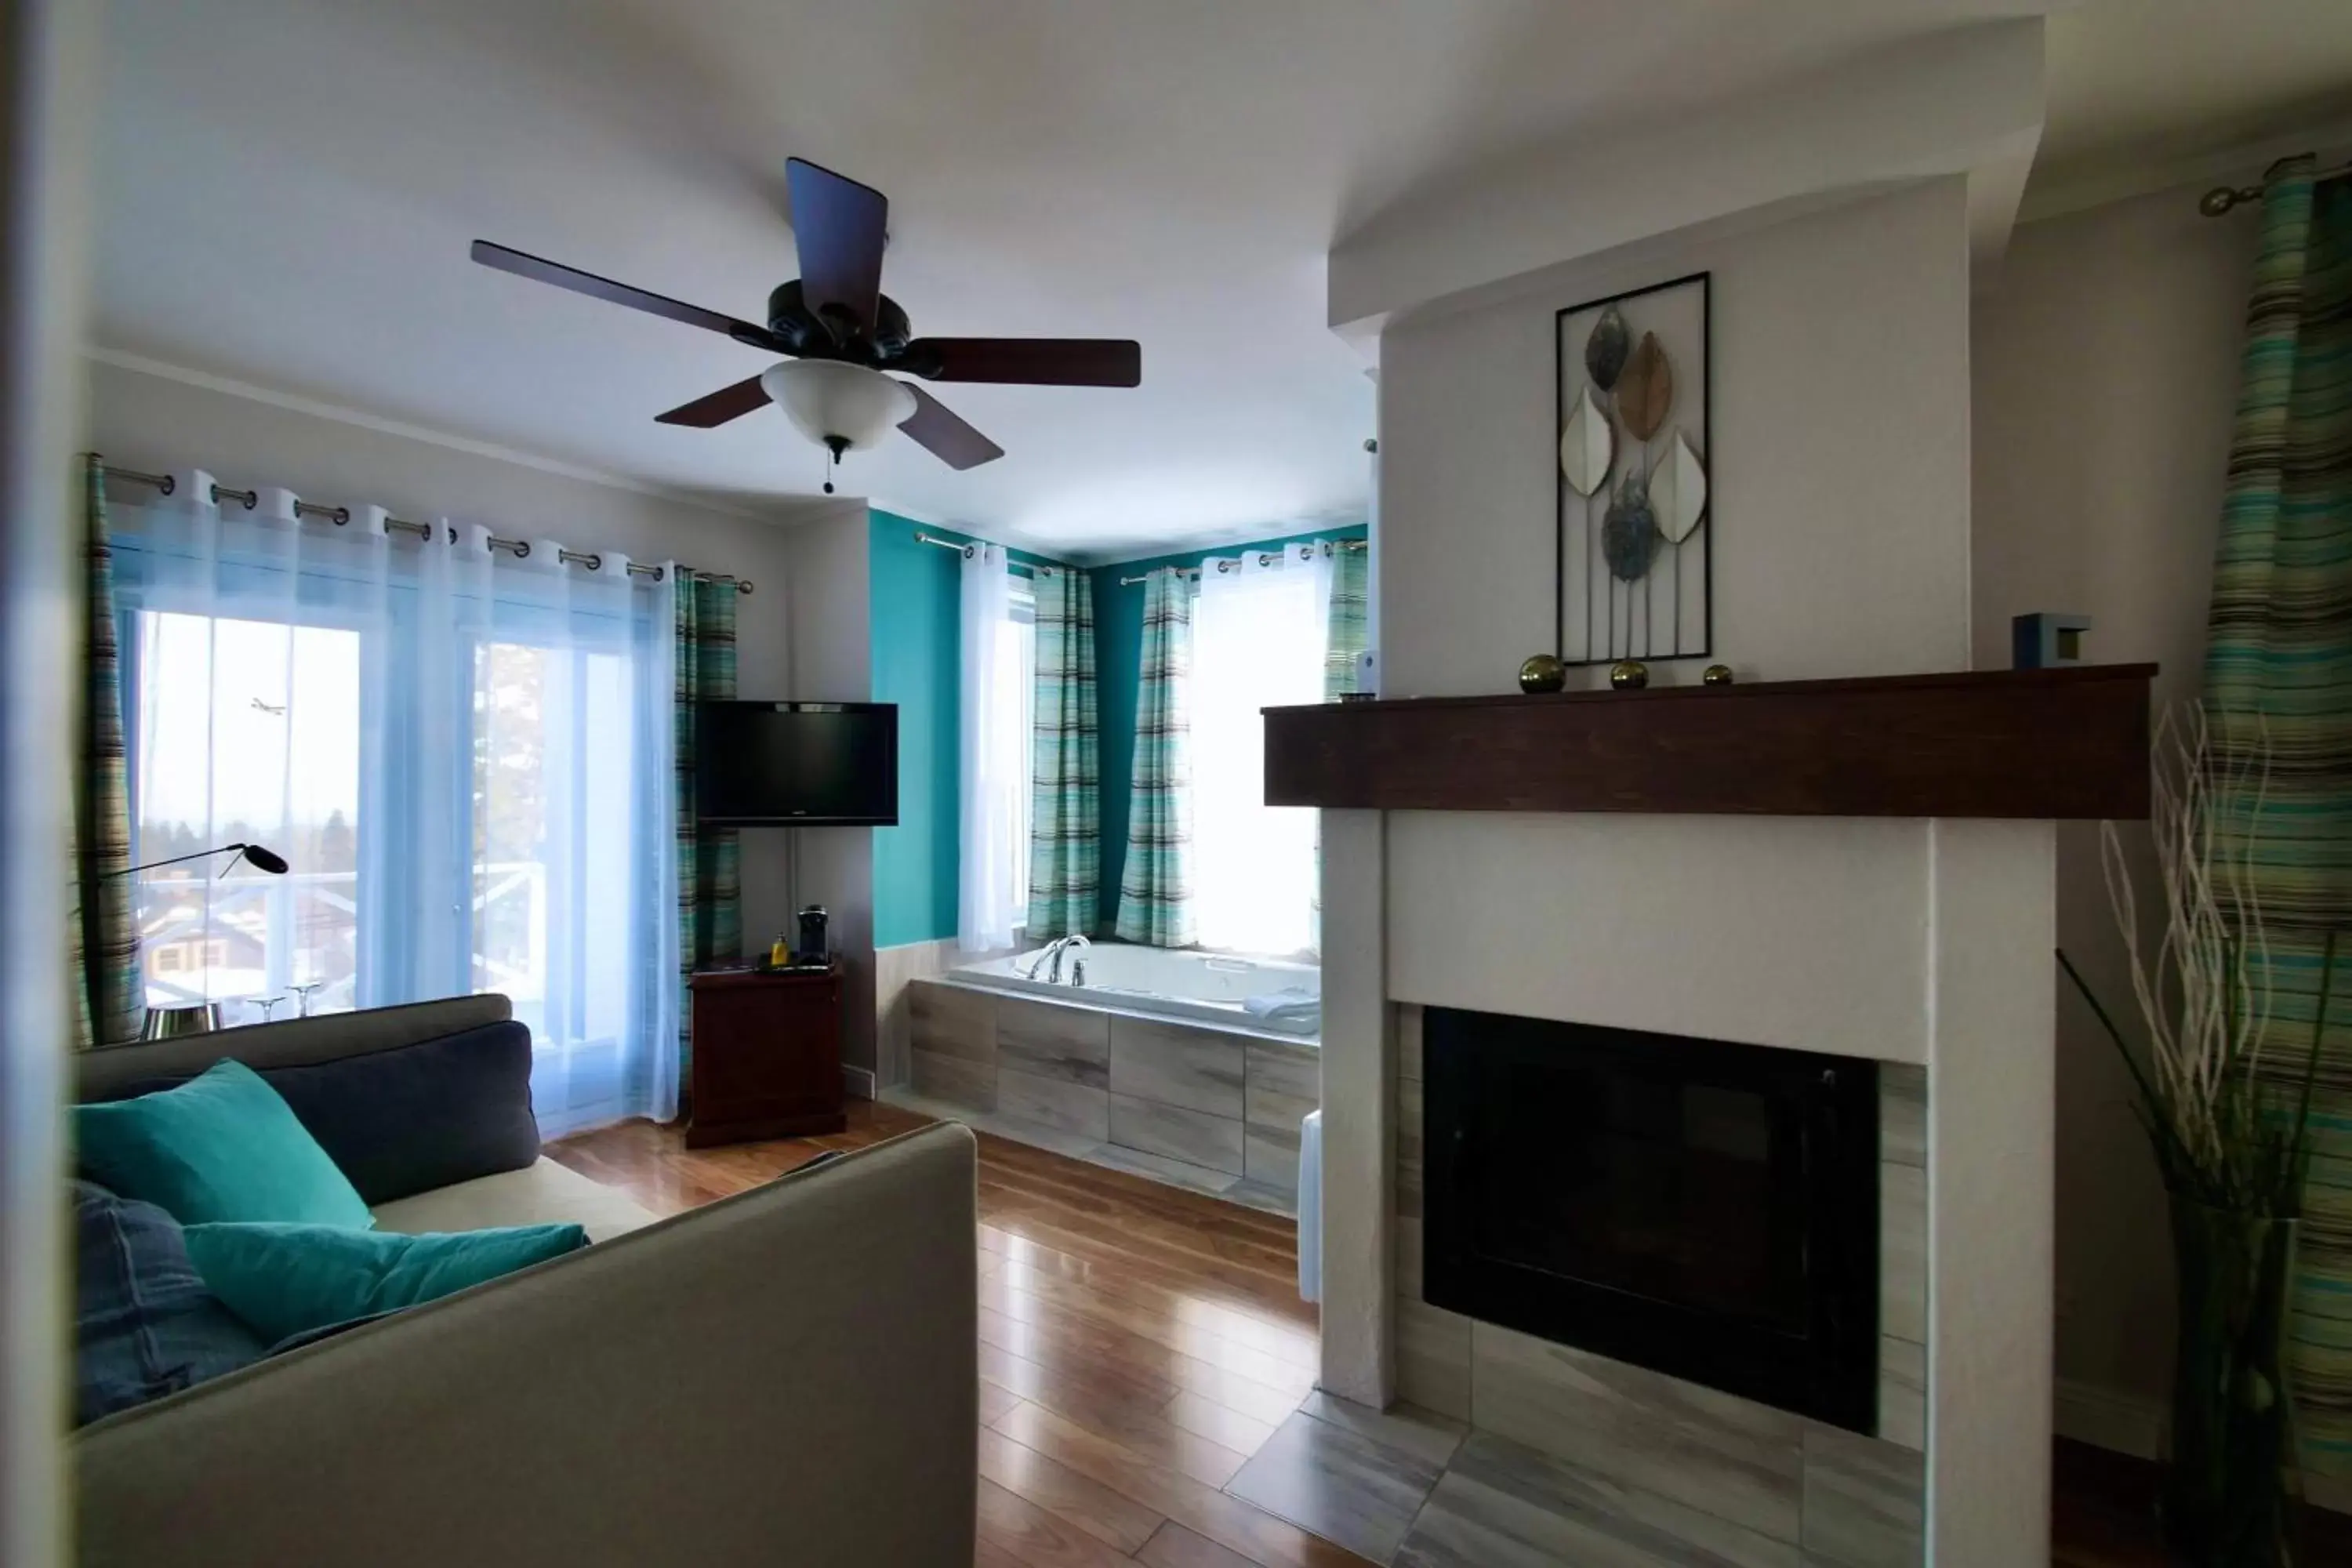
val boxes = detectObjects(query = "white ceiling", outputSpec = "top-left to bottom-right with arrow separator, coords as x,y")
2037,0 -> 2352,209
89,0 -> 2352,558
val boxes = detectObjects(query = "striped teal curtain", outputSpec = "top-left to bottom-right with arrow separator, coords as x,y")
1115,568 -> 1195,946
75,454 -> 140,1047
674,573 -> 741,1098
1026,568 -> 1099,939
1323,542 -> 1368,699
2201,154 -> 2352,1476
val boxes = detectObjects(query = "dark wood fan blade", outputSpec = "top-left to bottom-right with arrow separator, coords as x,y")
655,376 -> 771,427
786,158 -> 887,336
898,384 -> 1004,470
905,337 -> 1142,387
470,241 -> 790,352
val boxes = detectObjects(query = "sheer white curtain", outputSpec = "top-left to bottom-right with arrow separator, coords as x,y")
1189,545 -> 1333,955
110,474 -> 678,1134
959,543 -> 1025,950
475,536 -> 678,1134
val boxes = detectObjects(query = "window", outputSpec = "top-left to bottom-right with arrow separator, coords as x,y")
111,502 -> 678,1134
1188,555 -> 1328,956
471,640 -> 637,1059
131,611 -> 361,1012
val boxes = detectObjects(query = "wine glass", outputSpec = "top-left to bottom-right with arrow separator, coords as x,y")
290,982 -> 323,1018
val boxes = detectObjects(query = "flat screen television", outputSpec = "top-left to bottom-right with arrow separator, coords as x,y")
695,701 -> 898,826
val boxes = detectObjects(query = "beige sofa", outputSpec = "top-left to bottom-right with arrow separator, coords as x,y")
72,996 -> 979,1568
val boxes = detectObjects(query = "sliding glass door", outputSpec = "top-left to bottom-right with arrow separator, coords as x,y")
111,501 -> 678,1131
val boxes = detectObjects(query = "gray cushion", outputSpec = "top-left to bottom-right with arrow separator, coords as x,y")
74,995 -> 513,1104
260,1022 -> 541,1204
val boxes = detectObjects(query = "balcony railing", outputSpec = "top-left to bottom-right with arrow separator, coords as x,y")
139,862 -> 549,1020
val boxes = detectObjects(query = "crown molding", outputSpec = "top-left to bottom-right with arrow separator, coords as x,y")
84,347 -> 799,524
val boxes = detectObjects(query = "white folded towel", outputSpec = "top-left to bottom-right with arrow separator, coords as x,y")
1243,987 -> 1322,1026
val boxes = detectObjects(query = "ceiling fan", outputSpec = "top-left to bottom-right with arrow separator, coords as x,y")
471,158 -> 1141,489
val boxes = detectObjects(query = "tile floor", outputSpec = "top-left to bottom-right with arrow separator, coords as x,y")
1232,1393 -> 1930,1568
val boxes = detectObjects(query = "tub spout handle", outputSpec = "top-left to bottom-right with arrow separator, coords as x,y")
1071,958 -> 1086,988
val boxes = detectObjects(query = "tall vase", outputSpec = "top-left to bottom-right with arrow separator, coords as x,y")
2163,1193 -> 2301,1566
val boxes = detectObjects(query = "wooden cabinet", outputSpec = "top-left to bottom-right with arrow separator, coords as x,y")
687,964 -> 846,1148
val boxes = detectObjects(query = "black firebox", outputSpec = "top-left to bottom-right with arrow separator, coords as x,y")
1422,1006 -> 1879,1432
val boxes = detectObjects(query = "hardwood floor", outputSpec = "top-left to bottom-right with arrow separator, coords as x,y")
554,1102 -> 1373,1568
551,1102 -> 2347,1568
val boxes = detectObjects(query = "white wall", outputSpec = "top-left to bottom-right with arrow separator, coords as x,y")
768,497 -> 877,1073
1375,178 -> 1976,1058
1381,177 -> 1975,699
1359,177 -> 2059,1556
1973,180 -> 2258,1422
1388,814 -> 1934,1064
82,360 -> 881,1069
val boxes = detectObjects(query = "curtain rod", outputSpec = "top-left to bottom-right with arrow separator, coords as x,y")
913,528 -> 1071,576
1118,538 -> 1367,587
2199,157 -> 2352,216
917,525 -> 1364,585
94,458 -> 753,593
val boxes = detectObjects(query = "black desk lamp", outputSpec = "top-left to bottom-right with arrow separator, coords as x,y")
103,843 -> 289,1040
114,842 -> 289,877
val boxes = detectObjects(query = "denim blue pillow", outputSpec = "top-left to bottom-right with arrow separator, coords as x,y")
184,1221 -> 588,1343
74,1059 -> 375,1229
71,1181 -> 267,1426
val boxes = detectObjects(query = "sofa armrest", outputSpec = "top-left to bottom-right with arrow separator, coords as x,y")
74,1123 -> 979,1568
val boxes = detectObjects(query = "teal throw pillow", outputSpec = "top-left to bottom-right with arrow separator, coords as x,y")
75,1059 -> 375,1229
183,1222 -> 588,1343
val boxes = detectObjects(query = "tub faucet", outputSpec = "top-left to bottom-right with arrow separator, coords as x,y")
1022,935 -> 1073,982
1028,933 -> 1091,984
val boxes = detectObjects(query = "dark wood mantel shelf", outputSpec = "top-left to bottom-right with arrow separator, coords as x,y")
1263,664 -> 2154,819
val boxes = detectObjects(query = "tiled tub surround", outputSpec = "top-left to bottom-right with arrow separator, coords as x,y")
873,936 -> 960,1093
1389,1001 -> 1927,1566
900,978 -> 1315,1214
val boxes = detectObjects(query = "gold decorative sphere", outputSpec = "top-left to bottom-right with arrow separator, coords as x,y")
1702,663 -> 1735,687
1518,653 -> 1567,694
1609,659 -> 1650,691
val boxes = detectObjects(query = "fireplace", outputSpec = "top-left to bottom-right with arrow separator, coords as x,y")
1421,1005 -> 1881,1431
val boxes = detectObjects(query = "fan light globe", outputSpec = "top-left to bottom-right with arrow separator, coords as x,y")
760,361 -> 916,452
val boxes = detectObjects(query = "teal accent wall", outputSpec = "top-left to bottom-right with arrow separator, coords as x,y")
869,511 -> 962,948
1089,523 -> 1368,932
867,510 -> 1062,949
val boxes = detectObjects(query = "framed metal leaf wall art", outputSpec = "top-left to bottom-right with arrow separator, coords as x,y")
1555,273 -> 1710,665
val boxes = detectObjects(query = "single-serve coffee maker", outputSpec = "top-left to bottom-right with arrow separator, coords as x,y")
795,905 -> 829,967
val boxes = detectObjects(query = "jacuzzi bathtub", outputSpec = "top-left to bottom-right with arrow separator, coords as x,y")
948,943 -> 1321,1036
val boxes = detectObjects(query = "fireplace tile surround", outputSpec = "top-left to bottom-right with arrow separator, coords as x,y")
1418,1007 -> 1887,1432
1318,810 -> 2060,1566
1389,1003 -> 1928,1565
1396,1007 -> 1929,1447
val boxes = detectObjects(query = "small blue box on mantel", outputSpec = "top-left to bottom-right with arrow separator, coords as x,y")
2013,612 -> 2093,669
